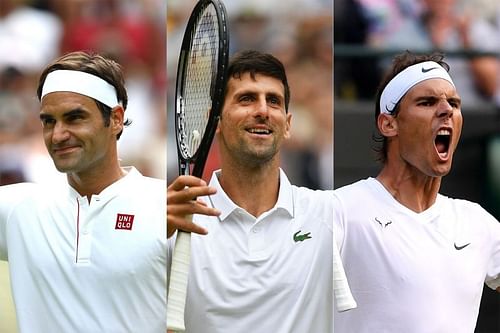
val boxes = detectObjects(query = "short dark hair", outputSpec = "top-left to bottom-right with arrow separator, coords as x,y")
37,51 -> 131,140
225,50 -> 291,112
373,51 -> 451,163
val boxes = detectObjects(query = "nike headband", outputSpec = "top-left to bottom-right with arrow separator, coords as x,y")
380,61 -> 455,114
41,70 -> 120,108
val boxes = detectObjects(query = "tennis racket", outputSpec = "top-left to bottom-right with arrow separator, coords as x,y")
167,0 -> 229,331
333,236 -> 357,312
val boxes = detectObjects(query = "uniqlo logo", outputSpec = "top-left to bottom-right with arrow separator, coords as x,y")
115,213 -> 135,230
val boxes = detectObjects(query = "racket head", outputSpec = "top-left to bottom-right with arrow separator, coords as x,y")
175,0 -> 229,178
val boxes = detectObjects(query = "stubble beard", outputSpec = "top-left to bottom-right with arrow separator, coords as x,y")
231,138 -> 279,169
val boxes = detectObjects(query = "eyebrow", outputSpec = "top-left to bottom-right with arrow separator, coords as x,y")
40,108 -> 89,121
234,89 -> 284,100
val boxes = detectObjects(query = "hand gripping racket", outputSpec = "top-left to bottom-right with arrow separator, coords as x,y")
333,236 -> 357,312
167,0 -> 229,331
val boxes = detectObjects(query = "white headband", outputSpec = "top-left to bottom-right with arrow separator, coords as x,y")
41,70 -> 120,108
380,61 -> 455,114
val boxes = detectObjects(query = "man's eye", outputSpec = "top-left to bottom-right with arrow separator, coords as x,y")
68,115 -> 83,121
268,97 -> 280,105
418,100 -> 433,106
240,96 -> 252,102
41,118 -> 55,127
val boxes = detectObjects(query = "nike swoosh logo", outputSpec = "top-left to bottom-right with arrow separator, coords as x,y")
421,66 -> 439,73
454,242 -> 471,250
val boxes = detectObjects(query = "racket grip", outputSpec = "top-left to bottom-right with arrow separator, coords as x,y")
167,226 -> 192,332
333,237 -> 357,312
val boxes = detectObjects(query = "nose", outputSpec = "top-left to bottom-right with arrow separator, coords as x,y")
436,99 -> 453,118
51,122 -> 70,144
252,97 -> 269,119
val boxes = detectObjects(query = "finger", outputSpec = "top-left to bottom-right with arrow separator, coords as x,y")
167,216 -> 208,236
167,201 -> 221,218
167,186 -> 217,204
169,175 -> 207,191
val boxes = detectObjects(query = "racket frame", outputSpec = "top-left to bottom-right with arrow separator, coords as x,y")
175,0 -> 229,178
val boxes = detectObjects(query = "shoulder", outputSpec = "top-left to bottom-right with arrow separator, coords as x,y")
0,182 -> 42,203
333,178 -> 374,201
440,195 -> 498,221
126,168 -> 165,191
0,183 -> 46,218
292,185 -> 334,206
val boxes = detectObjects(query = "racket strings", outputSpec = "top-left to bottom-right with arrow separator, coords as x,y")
179,4 -> 220,158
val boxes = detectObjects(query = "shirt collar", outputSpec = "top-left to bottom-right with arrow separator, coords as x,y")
67,166 -> 141,202
207,168 -> 294,221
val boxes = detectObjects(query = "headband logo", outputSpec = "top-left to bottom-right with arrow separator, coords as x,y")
385,104 -> 395,113
421,66 -> 438,73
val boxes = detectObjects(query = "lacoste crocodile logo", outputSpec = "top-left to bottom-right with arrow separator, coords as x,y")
375,217 -> 392,228
454,242 -> 471,250
421,66 -> 438,73
293,230 -> 312,242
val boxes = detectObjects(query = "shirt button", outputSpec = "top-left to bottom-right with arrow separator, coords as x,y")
252,227 -> 260,233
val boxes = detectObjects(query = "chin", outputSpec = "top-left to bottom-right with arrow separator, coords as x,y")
433,164 -> 453,177
53,162 -> 78,173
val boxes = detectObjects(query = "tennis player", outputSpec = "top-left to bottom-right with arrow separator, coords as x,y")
333,51 -> 500,332
0,51 -> 166,332
167,50 -> 344,332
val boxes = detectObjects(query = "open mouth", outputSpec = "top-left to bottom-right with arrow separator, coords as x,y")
435,129 -> 451,158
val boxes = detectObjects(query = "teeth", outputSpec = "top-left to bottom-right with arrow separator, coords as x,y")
248,128 -> 270,134
437,129 -> 450,136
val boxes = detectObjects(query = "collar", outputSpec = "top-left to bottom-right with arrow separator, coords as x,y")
67,166 -> 140,203
208,168 -> 294,221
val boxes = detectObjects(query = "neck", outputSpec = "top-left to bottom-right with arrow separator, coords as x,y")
67,161 -> 126,202
218,157 -> 281,218
376,164 -> 441,213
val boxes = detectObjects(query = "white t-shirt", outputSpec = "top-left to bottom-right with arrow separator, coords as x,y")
168,169 -> 334,332
333,178 -> 500,333
0,167 -> 166,333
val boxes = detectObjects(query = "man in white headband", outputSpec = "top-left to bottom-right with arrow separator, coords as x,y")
333,51 -> 500,332
0,51 -> 166,332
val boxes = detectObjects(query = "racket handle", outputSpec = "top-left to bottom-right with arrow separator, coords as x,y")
167,226 -> 192,332
333,237 -> 357,312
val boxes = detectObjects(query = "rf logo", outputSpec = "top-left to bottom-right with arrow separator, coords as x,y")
115,213 -> 135,230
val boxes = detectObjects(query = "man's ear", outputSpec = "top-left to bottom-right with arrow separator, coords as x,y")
110,106 -> 125,135
283,112 -> 292,140
215,115 -> 221,135
377,113 -> 398,137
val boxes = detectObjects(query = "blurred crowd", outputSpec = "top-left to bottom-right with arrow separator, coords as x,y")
0,0 -> 166,185
167,0 -> 334,189
335,0 -> 500,108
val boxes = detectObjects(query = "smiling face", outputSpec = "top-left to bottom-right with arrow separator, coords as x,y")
383,78 -> 463,177
40,91 -> 123,176
216,72 -> 291,167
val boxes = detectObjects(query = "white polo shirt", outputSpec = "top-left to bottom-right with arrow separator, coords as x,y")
333,178 -> 500,333
0,167 -> 166,333
168,169 -> 334,333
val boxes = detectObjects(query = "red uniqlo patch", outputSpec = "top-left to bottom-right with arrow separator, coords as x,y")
115,213 -> 135,230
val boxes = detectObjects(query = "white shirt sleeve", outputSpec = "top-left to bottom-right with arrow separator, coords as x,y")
485,211 -> 500,290
0,183 -> 37,260
332,192 -> 346,253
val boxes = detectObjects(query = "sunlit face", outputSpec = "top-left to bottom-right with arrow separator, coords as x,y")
390,78 -> 463,177
40,92 -> 122,175
216,73 -> 291,166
